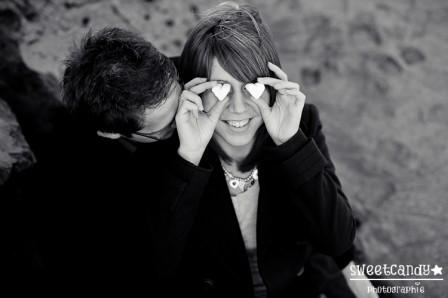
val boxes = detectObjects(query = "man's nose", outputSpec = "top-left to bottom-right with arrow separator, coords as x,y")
228,90 -> 247,113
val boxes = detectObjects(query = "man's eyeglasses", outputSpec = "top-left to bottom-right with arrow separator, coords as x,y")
132,131 -> 163,142
130,117 -> 176,142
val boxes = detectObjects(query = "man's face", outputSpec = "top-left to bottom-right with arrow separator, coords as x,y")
131,81 -> 181,143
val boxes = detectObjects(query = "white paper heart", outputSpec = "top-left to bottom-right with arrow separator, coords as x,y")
211,83 -> 231,101
245,83 -> 265,99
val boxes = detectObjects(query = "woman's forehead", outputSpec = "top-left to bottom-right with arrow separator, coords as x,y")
209,58 -> 241,84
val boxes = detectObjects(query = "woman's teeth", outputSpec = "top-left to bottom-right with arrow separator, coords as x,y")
226,119 -> 250,128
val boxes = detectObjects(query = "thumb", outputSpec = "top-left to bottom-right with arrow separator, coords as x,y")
208,97 -> 229,123
250,96 -> 271,120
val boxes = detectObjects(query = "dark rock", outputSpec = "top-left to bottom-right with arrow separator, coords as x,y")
0,8 -> 21,32
301,67 -> 321,86
322,59 -> 340,73
81,16 -> 90,27
172,39 -> 182,48
189,4 -> 198,15
372,77 -> 390,94
350,23 -> 382,46
165,19 -> 174,27
0,29 -> 67,166
350,12 -> 382,46
401,46 -> 426,65
0,98 -> 34,185
64,1 -> 83,10
143,13 -> 150,21
11,0 -> 37,21
374,53 -> 402,75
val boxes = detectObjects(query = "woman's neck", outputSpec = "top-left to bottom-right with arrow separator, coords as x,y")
218,141 -> 255,175
220,150 -> 255,177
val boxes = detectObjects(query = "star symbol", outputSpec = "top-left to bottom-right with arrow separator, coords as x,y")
431,265 -> 443,276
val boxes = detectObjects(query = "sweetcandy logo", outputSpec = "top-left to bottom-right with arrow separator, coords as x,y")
350,264 -> 443,279
349,264 -> 444,295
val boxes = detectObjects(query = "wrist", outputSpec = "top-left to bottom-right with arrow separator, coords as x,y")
272,128 -> 299,146
177,146 -> 205,166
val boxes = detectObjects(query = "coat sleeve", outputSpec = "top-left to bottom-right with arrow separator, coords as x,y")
148,153 -> 213,279
263,103 -> 356,256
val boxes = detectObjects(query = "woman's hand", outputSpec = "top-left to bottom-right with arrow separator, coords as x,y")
176,78 -> 228,165
252,62 -> 306,146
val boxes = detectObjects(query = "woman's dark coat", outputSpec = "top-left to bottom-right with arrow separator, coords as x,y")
151,103 -> 356,298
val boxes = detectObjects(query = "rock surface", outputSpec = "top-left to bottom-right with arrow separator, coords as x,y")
1,0 -> 447,296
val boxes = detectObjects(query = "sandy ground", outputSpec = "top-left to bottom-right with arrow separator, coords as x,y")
1,0 -> 447,296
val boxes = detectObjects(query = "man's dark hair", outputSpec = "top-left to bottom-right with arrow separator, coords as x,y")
63,27 -> 178,135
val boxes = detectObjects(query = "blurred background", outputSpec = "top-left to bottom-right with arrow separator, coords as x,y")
0,0 -> 447,296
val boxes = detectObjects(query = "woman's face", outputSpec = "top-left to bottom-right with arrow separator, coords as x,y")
203,58 -> 270,155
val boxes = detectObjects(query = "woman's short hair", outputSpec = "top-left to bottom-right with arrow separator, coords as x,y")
63,27 -> 178,135
180,2 -> 281,170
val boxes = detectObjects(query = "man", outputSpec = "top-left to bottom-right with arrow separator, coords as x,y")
1,27 -> 186,292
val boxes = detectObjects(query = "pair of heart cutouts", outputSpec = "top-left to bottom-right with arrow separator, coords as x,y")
211,82 -> 265,101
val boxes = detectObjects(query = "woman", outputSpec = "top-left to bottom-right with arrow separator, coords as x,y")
151,3 -> 356,297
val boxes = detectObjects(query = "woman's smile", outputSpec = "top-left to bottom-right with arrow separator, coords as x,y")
222,117 -> 253,129
225,118 -> 250,128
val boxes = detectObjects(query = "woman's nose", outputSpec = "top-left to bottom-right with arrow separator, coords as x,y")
228,90 -> 247,113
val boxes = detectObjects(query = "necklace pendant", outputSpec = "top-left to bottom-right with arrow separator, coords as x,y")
229,179 -> 240,189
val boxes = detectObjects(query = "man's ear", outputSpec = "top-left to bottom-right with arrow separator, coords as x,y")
96,131 -> 121,139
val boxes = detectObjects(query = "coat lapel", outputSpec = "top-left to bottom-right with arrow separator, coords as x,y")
202,154 -> 252,284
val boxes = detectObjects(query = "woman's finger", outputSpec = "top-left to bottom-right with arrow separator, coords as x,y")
272,81 -> 300,91
257,77 -> 283,86
278,89 -> 306,100
181,90 -> 204,111
189,81 -> 218,94
184,77 -> 207,90
268,62 -> 288,81
180,99 -> 200,119
282,89 -> 306,102
279,89 -> 300,96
